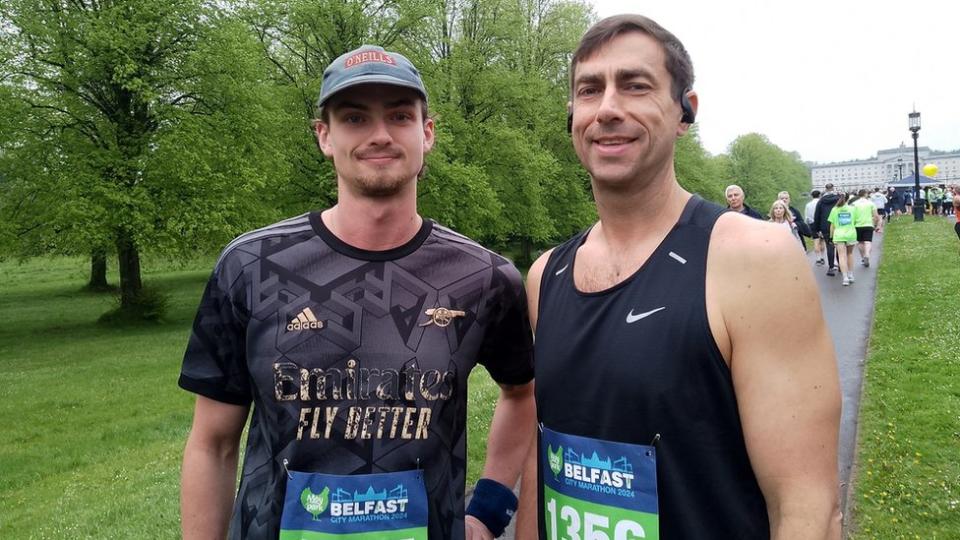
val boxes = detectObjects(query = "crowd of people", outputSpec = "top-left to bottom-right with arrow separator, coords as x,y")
727,183 -> 877,286
879,184 -> 958,219
727,182 -> 960,283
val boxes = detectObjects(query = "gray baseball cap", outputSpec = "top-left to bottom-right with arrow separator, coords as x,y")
317,45 -> 427,109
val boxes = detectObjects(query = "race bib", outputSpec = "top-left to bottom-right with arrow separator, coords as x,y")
838,211 -> 853,226
542,427 -> 659,540
280,469 -> 428,540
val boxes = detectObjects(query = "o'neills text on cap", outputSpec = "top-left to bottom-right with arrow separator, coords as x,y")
345,50 -> 396,68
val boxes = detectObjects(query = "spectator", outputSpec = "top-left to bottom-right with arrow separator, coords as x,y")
778,191 -> 811,250
725,184 -> 764,219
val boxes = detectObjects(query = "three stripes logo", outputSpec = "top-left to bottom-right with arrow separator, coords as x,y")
287,307 -> 325,332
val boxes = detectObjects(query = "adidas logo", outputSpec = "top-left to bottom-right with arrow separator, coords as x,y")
287,307 -> 325,331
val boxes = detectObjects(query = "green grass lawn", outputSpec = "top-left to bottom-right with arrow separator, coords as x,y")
0,255 -> 500,538
850,216 -> 960,538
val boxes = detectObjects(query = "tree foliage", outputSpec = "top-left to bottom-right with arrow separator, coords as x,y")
722,133 -> 811,212
0,0 -> 292,314
1,0 -> 813,315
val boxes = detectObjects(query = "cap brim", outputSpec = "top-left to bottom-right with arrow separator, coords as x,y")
318,74 -> 427,107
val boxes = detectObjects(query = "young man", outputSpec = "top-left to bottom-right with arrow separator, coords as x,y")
179,45 -> 534,540
725,184 -> 763,219
517,15 -> 841,539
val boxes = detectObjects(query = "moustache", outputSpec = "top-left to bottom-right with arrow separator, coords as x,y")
355,148 -> 403,159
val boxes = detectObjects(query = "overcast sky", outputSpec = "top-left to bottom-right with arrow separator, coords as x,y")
591,0 -> 957,164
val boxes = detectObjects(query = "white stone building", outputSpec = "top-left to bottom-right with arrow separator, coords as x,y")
810,144 -> 960,191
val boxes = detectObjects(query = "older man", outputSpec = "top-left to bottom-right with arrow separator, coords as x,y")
726,184 -> 763,219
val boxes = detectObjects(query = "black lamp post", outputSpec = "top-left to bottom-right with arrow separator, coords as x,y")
897,157 -> 903,181
909,111 -> 923,222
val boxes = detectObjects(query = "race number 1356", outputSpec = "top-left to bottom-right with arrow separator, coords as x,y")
546,498 -> 646,540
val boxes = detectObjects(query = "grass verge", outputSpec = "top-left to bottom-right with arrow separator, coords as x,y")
0,255 -> 500,538
850,216 -> 960,538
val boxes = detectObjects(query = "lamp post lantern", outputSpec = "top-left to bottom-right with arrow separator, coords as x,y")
908,111 -> 923,221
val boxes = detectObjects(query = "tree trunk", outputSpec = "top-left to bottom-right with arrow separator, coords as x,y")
116,230 -> 142,309
520,237 -> 533,268
88,249 -> 108,289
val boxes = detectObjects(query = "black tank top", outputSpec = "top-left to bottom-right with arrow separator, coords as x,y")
535,196 -> 769,539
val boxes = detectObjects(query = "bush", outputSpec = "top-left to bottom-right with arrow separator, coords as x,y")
98,286 -> 169,324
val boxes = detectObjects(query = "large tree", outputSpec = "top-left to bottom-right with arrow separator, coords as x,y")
0,0 -> 290,314
723,133 -> 811,212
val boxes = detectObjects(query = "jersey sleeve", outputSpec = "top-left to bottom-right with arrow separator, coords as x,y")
178,258 -> 252,406
476,261 -> 535,386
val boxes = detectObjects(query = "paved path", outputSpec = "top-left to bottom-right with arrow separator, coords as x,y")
473,235 -> 884,538
807,234 -> 884,530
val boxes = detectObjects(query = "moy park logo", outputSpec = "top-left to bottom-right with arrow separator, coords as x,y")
301,483 -> 411,523
301,486 -> 330,520
548,443 -> 636,494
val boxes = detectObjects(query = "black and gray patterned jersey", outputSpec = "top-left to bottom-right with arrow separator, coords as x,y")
179,213 -> 534,540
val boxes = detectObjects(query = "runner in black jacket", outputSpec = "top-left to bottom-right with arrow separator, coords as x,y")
813,184 -> 841,275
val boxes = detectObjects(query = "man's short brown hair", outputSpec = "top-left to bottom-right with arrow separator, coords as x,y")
570,14 -> 694,102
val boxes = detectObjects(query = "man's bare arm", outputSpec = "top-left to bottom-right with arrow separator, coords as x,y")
181,396 -> 249,540
514,250 -> 551,539
709,215 -> 841,539
466,377 -> 536,539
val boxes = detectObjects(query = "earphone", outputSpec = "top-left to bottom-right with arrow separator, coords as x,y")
680,89 -> 695,124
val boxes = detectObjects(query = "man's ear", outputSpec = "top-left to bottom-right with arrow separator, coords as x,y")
314,120 -> 333,157
422,116 -> 435,154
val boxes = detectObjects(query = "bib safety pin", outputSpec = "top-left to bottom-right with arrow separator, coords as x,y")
282,458 -> 292,479
649,433 -> 661,447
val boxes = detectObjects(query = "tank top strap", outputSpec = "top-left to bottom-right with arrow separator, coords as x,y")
539,227 -> 588,291
677,194 -> 727,230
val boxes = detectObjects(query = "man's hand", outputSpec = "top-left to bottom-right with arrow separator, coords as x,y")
466,515 -> 495,540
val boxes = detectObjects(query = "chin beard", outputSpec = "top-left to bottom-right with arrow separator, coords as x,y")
350,173 -> 412,198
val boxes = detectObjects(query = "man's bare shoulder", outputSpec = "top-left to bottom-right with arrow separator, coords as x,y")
707,210 -> 822,338
527,248 -> 555,285
710,211 -> 804,271
525,248 -> 555,331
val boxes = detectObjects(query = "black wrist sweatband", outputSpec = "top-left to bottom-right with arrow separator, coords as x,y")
465,478 -> 518,537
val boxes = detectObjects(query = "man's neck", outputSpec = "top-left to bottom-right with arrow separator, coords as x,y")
322,186 -> 422,251
590,167 -> 690,250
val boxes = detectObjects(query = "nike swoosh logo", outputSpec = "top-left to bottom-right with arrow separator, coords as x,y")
555,264 -> 569,276
626,307 -> 666,323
